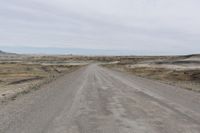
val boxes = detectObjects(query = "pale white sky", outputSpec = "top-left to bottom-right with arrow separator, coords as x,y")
0,0 -> 200,54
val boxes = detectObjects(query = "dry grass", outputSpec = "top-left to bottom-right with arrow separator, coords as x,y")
0,55 -> 86,102
0,63 -> 79,85
102,55 -> 200,92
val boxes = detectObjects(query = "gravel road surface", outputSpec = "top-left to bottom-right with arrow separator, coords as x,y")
0,64 -> 200,133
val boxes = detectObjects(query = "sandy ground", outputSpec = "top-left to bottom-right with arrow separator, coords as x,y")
128,63 -> 200,70
0,64 -> 200,133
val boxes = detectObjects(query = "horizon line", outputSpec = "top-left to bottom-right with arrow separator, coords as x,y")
1,46 -> 199,56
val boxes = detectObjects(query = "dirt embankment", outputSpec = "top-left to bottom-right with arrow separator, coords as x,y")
0,55 -> 86,102
103,54 -> 200,92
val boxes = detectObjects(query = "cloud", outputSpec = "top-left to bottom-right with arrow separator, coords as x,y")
0,0 -> 200,54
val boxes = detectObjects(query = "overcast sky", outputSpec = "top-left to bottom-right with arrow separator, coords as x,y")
0,0 -> 200,55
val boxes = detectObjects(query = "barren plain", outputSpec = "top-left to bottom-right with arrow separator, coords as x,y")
0,53 -> 200,133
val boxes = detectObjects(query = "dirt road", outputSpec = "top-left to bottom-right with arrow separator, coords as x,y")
0,64 -> 200,133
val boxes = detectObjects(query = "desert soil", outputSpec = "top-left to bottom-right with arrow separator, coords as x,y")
0,64 -> 200,133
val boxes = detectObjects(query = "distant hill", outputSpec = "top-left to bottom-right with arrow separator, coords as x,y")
182,54 -> 200,58
0,50 -> 7,54
0,50 -> 17,56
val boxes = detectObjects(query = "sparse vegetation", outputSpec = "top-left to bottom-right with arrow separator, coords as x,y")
102,54 -> 200,92
0,55 -> 87,102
